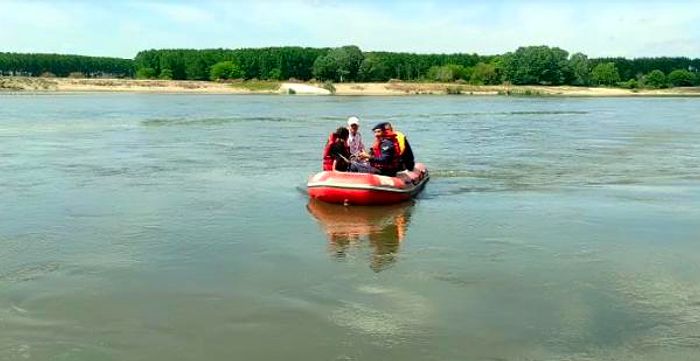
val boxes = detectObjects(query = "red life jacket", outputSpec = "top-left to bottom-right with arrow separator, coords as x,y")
322,133 -> 350,171
371,133 -> 401,170
322,133 -> 337,171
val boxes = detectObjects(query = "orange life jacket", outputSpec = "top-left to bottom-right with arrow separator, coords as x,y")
371,134 -> 401,171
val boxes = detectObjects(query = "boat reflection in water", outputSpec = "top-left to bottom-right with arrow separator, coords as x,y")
306,199 -> 414,272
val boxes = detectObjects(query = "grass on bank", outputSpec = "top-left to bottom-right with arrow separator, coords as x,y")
228,80 -> 281,91
0,77 -> 57,90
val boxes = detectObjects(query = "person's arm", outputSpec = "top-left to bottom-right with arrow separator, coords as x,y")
369,140 -> 395,164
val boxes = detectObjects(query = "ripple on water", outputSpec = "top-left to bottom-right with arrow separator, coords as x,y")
547,270 -> 700,359
0,262 -> 61,284
0,339 -> 117,361
141,116 -> 297,127
329,285 -> 432,344
386,110 -> 589,119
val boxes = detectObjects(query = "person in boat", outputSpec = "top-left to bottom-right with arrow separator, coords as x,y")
322,127 -> 351,172
357,122 -> 401,176
384,122 -> 415,171
346,116 -> 365,157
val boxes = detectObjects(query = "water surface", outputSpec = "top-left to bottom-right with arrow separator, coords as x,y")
1,94 -> 699,360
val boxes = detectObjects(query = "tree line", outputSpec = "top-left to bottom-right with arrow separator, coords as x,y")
1,46 -> 699,88
0,52 -> 133,78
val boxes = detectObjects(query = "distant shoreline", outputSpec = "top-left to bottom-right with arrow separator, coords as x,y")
2,77 -> 700,97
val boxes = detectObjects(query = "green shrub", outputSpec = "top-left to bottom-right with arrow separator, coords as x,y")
642,69 -> 667,89
267,68 -> 282,80
159,68 -> 174,80
469,62 -> 499,85
210,61 -> 243,81
136,67 -> 156,79
668,69 -> 695,87
619,79 -> 638,89
321,81 -> 336,94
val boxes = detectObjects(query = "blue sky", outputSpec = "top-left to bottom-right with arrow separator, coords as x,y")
2,0 -> 699,59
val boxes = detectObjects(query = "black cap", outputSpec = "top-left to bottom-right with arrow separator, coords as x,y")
372,122 -> 388,131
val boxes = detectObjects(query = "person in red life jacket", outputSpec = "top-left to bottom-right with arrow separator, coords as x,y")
321,132 -> 337,171
384,122 -> 415,171
357,122 -> 401,176
322,127 -> 351,171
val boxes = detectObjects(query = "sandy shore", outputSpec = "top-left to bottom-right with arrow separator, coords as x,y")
0,77 -> 271,94
1,77 -> 699,96
333,82 -> 700,96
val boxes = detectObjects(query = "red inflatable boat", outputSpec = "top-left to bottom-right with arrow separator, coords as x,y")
307,163 -> 429,205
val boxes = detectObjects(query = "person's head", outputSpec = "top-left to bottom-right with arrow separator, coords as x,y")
335,127 -> 349,141
347,116 -> 360,134
372,122 -> 388,138
384,122 -> 394,131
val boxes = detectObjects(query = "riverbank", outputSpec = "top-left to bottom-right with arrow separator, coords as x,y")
2,76 -> 699,96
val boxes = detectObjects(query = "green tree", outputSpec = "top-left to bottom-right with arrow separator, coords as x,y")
210,61 -> 243,80
591,62 -> 620,86
0,52 -> 133,78
184,54 -> 209,80
502,46 -> 569,85
469,62 -> 499,85
667,69 -> 695,87
454,64 -> 472,80
312,46 -> 364,82
588,57 -> 700,82
642,69 -> 667,88
488,56 -> 507,84
358,55 -> 389,81
426,64 -> 467,82
136,67 -> 156,79
159,68 -> 174,80
159,51 -> 186,80
267,68 -> 282,80
8,46 -> 700,86
568,53 -> 591,86
312,55 -> 337,81
337,45 -> 364,81
426,66 -> 445,81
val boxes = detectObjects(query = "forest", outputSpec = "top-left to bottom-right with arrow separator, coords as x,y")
1,45 -> 699,88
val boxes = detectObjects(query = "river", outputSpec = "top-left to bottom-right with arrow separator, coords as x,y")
1,94 -> 699,360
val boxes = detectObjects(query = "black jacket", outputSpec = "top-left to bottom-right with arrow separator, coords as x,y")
329,142 -> 351,171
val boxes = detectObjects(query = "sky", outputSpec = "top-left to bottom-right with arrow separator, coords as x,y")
1,0 -> 699,59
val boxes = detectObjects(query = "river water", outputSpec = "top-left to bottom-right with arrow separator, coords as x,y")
1,94 -> 699,360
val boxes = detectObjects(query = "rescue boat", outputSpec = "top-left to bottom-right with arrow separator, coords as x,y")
307,163 -> 429,205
